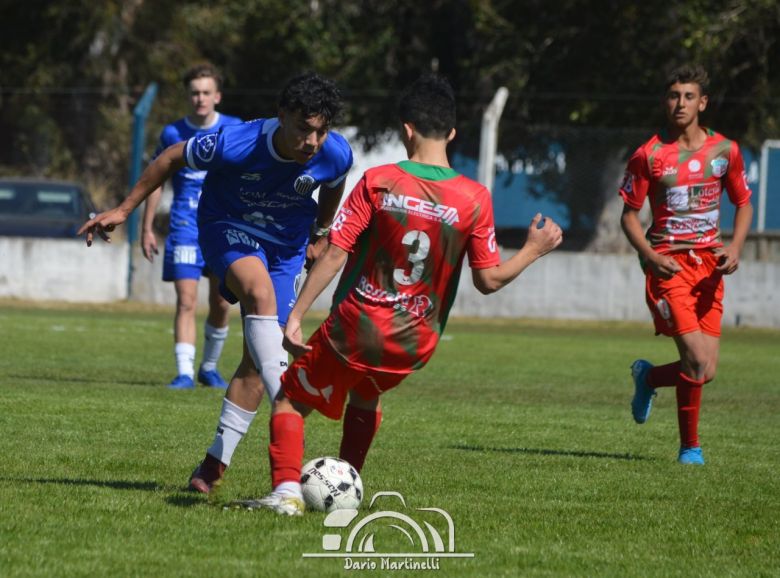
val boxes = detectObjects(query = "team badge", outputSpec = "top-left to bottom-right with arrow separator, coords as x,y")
294,174 -> 317,195
711,158 -> 728,177
620,171 -> 633,194
655,298 -> 672,322
194,133 -> 217,163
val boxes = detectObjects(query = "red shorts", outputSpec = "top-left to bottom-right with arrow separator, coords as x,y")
280,328 -> 408,420
645,249 -> 724,337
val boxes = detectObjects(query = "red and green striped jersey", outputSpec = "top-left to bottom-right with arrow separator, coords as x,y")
619,128 -> 752,253
323,160 -> 500,374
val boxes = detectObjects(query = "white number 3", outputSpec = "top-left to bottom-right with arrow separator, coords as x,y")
393,230 -> 430,285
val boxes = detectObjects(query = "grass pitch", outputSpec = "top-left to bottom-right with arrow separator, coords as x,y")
0,302 -> 778,577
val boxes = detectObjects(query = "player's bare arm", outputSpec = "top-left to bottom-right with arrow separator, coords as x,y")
620,205 -> 681,278
715,202 -> 754,274
472,213 -> 563,294
283,244 -> 348,357
78,142 -> 187,246
140,186 -> 163,262
306,180 -> 347,268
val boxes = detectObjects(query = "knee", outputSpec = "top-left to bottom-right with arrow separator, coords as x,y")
348,390 -> 380,412
241,285 -> 276,315
176,292 -> 197,315
683,354 -> 716,383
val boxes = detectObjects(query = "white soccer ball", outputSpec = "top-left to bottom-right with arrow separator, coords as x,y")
300,457 -> 363,512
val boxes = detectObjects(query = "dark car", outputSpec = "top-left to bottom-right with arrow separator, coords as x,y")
0,177 -> 96,239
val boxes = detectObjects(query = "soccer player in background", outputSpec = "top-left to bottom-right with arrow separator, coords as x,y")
619,64 -> 753,465
237,73 -> 563,515
79,72 -> 354,491
141,63 -> 243,390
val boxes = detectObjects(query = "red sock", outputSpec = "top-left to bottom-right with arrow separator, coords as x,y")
647,361 -> 683,388
268,412 -> 305,488
676,373 -> 704,448
339,405 -> 382,473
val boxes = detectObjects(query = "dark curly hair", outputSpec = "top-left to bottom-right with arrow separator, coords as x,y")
665,64 -> 710,95
278,72 -> 343,124
398,74 -> 456,139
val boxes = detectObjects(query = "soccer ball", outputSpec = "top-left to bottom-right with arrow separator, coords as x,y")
300,457 -> 363,512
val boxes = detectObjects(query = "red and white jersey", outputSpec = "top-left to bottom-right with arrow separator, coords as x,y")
619,128 -> 752,253
323,160 -> 500,374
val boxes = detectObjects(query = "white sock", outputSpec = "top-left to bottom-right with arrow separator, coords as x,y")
200,322 -> 228,372
243,315 -> 288,405
206,398 -> 256,466
275,481 -> 303,499
174,342 -> 195,378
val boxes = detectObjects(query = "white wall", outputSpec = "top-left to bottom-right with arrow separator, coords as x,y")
0,237 -> 128,302
2,237 -> 776,328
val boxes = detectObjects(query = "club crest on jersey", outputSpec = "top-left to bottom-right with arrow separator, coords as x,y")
711,158 -> 728,178
294,174 -> 317,195
194,133 -> 217,163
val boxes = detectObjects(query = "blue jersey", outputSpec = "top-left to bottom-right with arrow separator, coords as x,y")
155,113 -> 243,235
184,118 -> 353,248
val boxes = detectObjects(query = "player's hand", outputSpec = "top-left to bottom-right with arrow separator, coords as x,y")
713,246 -> 740,275
77,207 -> 129,247
525,213 -> 563,258
647,253 -> 682,279
304,236 -> 329,271
282,316 -> 312,359
141,230 -> 159,262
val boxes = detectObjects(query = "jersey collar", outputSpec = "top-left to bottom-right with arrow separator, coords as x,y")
264,118 -> 296,163
397,160 -> 459,181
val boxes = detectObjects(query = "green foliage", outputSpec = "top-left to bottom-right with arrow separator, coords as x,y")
0,304 -> 778,577
0,1 -> 778,207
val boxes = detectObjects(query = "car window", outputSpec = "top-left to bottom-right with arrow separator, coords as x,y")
34,189 -> 80,217
0,187 -> 20,214
0,183 -> 83,218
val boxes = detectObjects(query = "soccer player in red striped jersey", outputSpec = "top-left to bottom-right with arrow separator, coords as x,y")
235,73 -> 563,515
620,64 -> 753,465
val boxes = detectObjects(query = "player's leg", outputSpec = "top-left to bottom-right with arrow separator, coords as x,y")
191,257 -> 283,490
631,254 -> 695,422
254,330 -> 354,514
189,227 -> 284,492
228,256 -> 288,406
196,274 -> 232,388
671,331 -> 719,465
169,278 -> 199,389
340,391 -> 382,473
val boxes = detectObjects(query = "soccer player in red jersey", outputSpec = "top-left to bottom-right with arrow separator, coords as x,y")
236,74 -> 563,515
619,64 -> 753,465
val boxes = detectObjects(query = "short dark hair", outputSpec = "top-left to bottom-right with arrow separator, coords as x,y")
398,74 -> 456,139
278,72 -> 343,124
182,63 -> 223,91
665,64 -> 710,95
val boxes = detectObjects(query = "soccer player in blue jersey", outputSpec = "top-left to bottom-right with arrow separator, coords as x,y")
80,72 -> 354,491
141,63 -> 243,390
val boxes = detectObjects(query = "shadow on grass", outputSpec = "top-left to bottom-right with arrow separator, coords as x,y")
8,373 -> 160,387
165,494 -> 206,508
0,476 -> 161,491
451,444 -> 650,461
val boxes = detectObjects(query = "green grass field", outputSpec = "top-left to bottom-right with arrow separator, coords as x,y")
0,302 -> 778,577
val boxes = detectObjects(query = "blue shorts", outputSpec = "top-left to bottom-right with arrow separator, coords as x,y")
162,226 -> 207,281
199,221 -> 305,326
